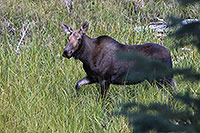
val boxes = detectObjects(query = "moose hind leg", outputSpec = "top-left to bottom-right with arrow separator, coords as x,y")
76,77 -> 94,91
156,77 -> 175,95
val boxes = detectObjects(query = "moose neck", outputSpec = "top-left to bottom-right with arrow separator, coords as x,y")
75,34 -> 94,63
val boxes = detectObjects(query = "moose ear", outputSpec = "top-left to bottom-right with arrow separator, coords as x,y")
80,21 -> 89,33
61,22 -> 73,34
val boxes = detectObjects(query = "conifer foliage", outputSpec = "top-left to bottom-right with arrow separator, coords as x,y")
116,92 -> 200,132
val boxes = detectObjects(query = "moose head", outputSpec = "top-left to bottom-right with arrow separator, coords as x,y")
62,22 -> 89,59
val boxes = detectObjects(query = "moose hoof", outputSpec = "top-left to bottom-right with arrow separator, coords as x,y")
75,84 -> 81,91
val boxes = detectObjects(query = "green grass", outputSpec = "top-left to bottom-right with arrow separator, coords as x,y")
0,0 -> 200,132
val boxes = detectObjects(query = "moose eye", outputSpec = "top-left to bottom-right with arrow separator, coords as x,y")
78,38 -> 81,43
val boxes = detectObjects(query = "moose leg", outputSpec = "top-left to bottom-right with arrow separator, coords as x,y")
75,77 -> 94,91
156,77 -> 176,96
100,80 -> 110,99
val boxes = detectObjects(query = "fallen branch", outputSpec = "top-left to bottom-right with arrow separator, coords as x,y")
16,21 -> 30,53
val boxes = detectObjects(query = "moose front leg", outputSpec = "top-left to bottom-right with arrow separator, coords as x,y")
75,77 -> 94,91
100,80 -> 110,99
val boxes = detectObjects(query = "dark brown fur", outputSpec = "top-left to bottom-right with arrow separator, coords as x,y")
62,22 -> 173,98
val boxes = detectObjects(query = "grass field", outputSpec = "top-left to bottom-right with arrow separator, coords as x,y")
0,0 -> 200,132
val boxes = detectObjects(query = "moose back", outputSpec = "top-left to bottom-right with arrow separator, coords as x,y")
62,22 -> 173,98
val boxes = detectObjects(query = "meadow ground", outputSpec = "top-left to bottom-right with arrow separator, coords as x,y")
0,0 -> 200,132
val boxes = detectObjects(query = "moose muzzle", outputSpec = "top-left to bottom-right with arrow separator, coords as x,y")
62,46 -> 73,59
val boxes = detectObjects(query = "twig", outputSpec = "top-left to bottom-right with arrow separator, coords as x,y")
16,21 -> 30,52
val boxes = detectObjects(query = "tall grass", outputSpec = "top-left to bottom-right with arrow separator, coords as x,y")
0,0 -> 199,132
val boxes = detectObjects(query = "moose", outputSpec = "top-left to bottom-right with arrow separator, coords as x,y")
62,22 -> 173,98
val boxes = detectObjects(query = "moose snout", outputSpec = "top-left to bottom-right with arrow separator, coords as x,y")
62,51 -> 68,58
62,47 -> 73,59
